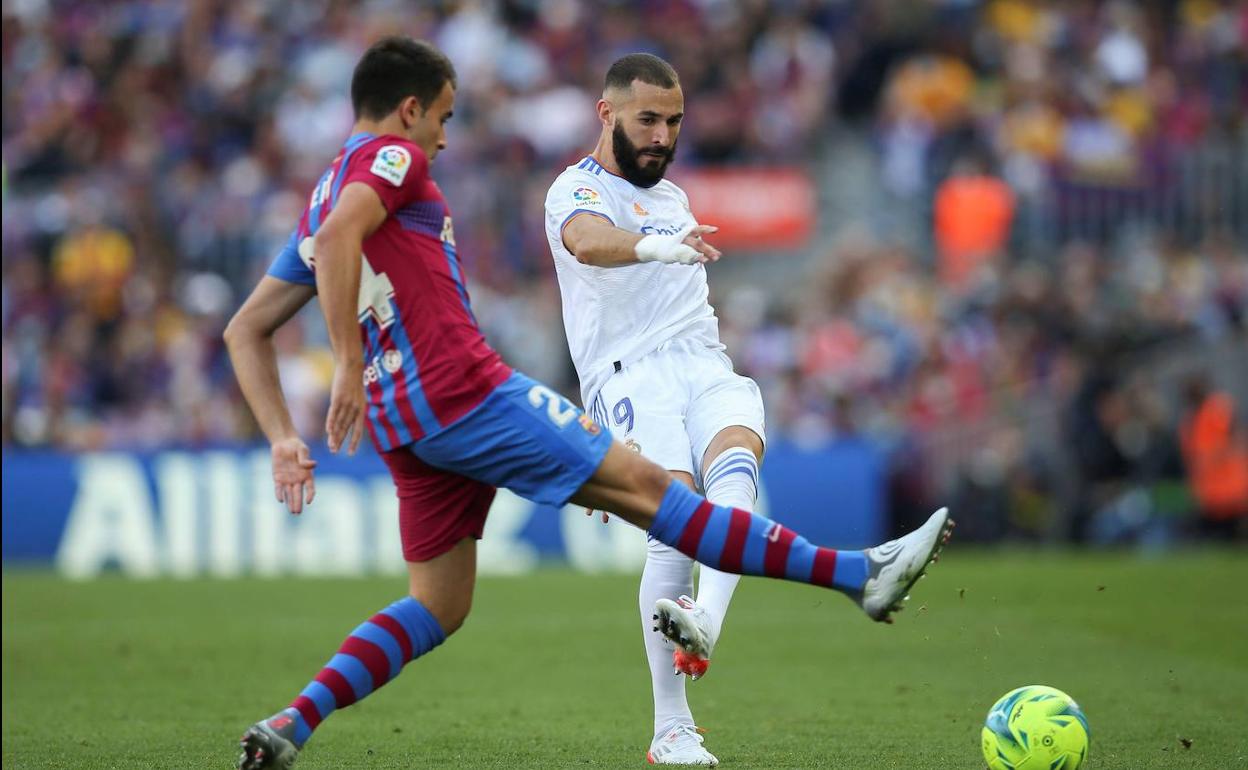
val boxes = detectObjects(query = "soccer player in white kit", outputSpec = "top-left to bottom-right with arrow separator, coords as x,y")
545,53 -> 763,766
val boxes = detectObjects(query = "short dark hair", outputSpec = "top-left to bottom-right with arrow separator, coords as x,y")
351,37 -> 457,120
604,53 -> 679,92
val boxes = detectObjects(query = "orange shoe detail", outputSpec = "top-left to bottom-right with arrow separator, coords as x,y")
672,648 -> 710,679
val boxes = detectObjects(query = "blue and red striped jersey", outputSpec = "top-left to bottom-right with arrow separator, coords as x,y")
267,132 -> 511,451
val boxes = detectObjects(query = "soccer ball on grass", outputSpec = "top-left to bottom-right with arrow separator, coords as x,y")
981,685 -> 1089,770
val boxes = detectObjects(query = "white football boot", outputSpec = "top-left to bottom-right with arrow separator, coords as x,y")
647,723 -> 718,766
652,595 -> 715,680
857,507 -> 954,622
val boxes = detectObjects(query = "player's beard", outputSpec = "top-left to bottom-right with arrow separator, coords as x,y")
613,122 -> 676,188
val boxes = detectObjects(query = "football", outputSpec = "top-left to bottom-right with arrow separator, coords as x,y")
981,685 -> 1090,770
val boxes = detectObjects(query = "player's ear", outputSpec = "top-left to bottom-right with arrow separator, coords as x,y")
596,98 -> 613,128
399,95 -> 422,128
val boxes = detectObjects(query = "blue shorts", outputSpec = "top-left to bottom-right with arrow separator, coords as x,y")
409,371 -> 613,507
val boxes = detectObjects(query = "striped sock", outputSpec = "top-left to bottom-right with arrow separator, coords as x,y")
694,446 -> 758,640
700,447 -> 759,502
278,597 -> 445,746
649,479 -> 868,593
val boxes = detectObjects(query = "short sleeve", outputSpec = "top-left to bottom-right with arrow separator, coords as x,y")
675,184 -> 692,211
545,171 -> 617,243
266,230 -> 315,286
339,140 -> 429,215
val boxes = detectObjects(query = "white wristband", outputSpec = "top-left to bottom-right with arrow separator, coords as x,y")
635,224 -> 701,265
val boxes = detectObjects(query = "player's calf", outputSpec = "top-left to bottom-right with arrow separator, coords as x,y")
235,596 -> 446,765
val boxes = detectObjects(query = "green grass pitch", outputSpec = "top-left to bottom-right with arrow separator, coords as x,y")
4,551 -> 1246,768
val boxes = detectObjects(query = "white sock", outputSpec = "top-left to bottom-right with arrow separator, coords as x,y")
640,536 -> 694,738
695,446 -> 759,642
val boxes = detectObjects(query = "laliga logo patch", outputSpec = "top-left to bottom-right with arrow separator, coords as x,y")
382,349 -> 403,373
578,414 -> 601,436
370,145 -> 411,186
379,146 -> 409,170
572,186 -> 602,207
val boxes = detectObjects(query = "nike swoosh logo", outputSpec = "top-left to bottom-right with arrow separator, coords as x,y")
765,524 -> 782,543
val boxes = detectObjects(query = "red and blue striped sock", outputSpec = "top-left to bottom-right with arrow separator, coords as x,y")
275,597 -> 445,746
649,479 -> 868,593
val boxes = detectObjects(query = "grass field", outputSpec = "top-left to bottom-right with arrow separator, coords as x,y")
4,550 -> 1246,769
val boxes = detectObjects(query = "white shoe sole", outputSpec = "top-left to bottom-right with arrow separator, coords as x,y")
653,599 -> 712,658
647,748 -> 719,766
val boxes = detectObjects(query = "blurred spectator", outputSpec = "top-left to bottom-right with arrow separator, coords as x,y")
932,154 -> 1015,287
1180,376 -> 1248,539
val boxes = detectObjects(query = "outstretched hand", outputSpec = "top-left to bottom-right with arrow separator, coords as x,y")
682,224 -> 722,263
635,223 -> 722,265
272,437 -> 317,515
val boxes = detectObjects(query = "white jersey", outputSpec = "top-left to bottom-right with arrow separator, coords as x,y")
544,155 -> 723,404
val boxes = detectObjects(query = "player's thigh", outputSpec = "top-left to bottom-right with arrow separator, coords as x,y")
571,441 -> 673,530
684,352 -> 767,482
410,371 -> 613,508
381,447 -> 496,563
591,357 -> 695,476
406,537 -> 477,635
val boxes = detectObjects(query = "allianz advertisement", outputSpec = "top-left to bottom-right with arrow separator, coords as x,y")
2,440 -> 883,578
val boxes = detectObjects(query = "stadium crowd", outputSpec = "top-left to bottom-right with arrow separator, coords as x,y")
4,0 -> 1246,537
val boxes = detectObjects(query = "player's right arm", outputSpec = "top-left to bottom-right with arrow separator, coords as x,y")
547,174 -> 720,267
312,183 -> 389,456
223,275 -> 318,513
562,214 -> 721,267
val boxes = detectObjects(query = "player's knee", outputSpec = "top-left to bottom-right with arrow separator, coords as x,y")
647,536 -> 693,564
705,426 -> 764,466
437,602 -> 471,636
409,591 -> 472,637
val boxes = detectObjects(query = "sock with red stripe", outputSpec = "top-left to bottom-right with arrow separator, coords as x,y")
272,597 -> 445,747
649,479 -> 868,593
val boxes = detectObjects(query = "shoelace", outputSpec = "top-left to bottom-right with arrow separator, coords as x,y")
669,723 -> 706,747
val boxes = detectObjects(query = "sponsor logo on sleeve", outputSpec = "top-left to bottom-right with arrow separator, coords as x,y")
370,145 -> 412,186
571,186 -> 603,208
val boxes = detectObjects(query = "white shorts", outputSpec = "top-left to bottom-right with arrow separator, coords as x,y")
586,338 -> 766,485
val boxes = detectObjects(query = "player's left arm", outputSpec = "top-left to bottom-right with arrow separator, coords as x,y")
312,182 -> 389,455
223,276 -> 319,514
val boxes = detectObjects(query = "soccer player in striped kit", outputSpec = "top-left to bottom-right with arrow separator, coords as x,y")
224,37 -> 952,769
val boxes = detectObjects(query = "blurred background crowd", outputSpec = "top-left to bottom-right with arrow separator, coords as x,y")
3,0 -> 1246,542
